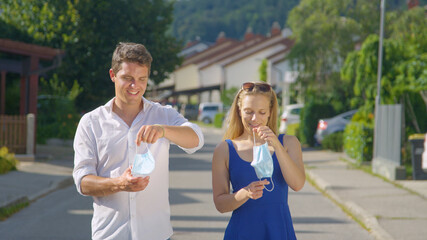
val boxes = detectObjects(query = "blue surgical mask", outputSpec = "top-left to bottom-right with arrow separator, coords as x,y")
132,142 -> 155,177
251,131 -> 275,191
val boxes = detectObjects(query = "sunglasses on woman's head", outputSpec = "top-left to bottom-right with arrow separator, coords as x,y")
241,82 -> 272,92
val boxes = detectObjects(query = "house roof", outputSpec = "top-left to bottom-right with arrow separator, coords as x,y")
0,38 -> 64,60
180,38 -> 238,67
196,34 -> 266,69
200,34 -> 293,70
266,40 -> 295,64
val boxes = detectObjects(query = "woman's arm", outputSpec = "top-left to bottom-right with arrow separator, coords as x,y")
255,127 -> 305,191
212,141 -> 268,213
274,135 -> 305,191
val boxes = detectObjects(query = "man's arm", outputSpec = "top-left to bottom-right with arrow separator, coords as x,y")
80,167 -> 150,197
136,124 -> 200,149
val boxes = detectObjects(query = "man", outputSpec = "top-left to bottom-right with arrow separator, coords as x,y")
73,42 -> 204,240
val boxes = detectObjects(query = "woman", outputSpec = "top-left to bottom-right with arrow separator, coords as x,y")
212,82 -> 305,240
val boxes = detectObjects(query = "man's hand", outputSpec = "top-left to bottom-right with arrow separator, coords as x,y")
118,167 -> 150,192
136,125 -> 165,146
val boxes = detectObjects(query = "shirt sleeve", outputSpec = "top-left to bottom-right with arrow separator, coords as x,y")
72,114 -> 98,195
166,106 -> 204,154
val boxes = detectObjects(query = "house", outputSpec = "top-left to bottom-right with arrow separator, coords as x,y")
0,38 -> 64,157
150,22 -> 298,108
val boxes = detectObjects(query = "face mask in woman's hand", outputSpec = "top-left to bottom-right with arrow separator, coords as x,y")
251,131 -> 274,192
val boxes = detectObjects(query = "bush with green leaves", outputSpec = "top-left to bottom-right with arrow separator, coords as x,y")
37,75 -> 82,143
343,109 -> 374,164
299,99 -> 335,146
214,113 -> 225,128
286,123 -> 300,137
0,146 -> 19,174
322,132 -> 344,152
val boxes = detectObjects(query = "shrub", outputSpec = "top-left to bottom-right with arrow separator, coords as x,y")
37,76 -> 82,143
344,122 -> 373,164
0,146 -> 19,174
214,112 -> 225,128
299,100 -> 335,146
286,123 -> 300,136
37,96 -> 81,143
322,132 -> 344,152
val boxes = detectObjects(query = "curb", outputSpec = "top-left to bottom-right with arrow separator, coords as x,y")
306,169 -> 394,240
0,176 -> 74,210
28,176 -> 74,202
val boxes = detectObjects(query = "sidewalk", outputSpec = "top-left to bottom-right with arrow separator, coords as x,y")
1,141 -> 427,240
304,150 -> 427,240
0,145 -> 74,210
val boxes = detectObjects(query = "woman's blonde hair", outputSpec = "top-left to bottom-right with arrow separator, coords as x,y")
223,83 -> 278,140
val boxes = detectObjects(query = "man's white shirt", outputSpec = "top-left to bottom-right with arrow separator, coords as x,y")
73,97 -> 204,240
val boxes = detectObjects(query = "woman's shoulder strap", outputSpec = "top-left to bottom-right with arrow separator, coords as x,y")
278,134 -> 285,145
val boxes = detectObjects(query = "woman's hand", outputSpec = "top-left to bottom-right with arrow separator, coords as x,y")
244,179 -> 269,200
254,126 -> 282,150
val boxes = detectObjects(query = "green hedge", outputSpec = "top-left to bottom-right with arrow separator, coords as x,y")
214,112 -> 225,128
322,132 -> 343,152
0,147 -> 19,174
37,96 -> 81,143
299,100 -> 335,146
343,122 -> 373,164
286,123 -> 300,136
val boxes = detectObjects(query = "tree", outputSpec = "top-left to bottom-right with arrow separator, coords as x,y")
58,0 -> 182,111
258,59 -> 268,82
341,7 -> 427,134
0,0 -> 79,48
286,0 -> 378,104
1,0 -> 182,111
171,0 -> 300,43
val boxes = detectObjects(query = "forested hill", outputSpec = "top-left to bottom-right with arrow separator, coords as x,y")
170,0 -> 300,44
170,0 -> 427,45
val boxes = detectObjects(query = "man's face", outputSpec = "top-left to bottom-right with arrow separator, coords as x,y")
110,61 -> 149,107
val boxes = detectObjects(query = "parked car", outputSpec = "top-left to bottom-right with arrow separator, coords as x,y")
198,102 -> 223,124
314,109 -> 358,144
279,104 -> 304,134
180,103 -> 199,121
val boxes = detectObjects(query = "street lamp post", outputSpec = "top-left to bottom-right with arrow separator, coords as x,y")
374,0 -> 386,158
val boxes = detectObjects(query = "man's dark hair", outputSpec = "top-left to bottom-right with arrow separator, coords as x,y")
111,42 -> 153,74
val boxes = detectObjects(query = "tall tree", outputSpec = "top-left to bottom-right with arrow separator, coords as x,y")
59,0 -> 182,111
0,0 -> 182,111
0,0 -> 79,48
341,6 -> 427,133
171,0 -> 300,43
286,0 -> 379,106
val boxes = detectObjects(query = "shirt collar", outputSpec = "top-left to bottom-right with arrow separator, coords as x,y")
104,97 -> 153,115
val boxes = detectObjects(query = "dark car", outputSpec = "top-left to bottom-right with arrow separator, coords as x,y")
314,109 -> 358,144
180,103 -> 199,121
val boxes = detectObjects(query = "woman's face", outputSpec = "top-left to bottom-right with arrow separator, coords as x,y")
240,94 -> 271,132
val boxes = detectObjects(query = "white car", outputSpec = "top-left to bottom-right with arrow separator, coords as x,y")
279,104 -> 304,134
197,102 -> 223,124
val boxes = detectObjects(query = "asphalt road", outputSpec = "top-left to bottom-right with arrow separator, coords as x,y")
0,128 -> 373,240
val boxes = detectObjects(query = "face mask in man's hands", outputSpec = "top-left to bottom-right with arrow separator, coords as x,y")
251,131 -> 275,192
132,142 -> 155,177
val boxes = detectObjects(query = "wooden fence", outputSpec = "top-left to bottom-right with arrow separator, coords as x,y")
0,115 -> 27,154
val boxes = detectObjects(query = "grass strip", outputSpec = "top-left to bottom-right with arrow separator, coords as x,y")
305,172 -> 370,232
0,198 -> 30,221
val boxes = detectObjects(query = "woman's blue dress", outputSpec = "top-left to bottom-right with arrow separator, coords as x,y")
224,134 -> 297,240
